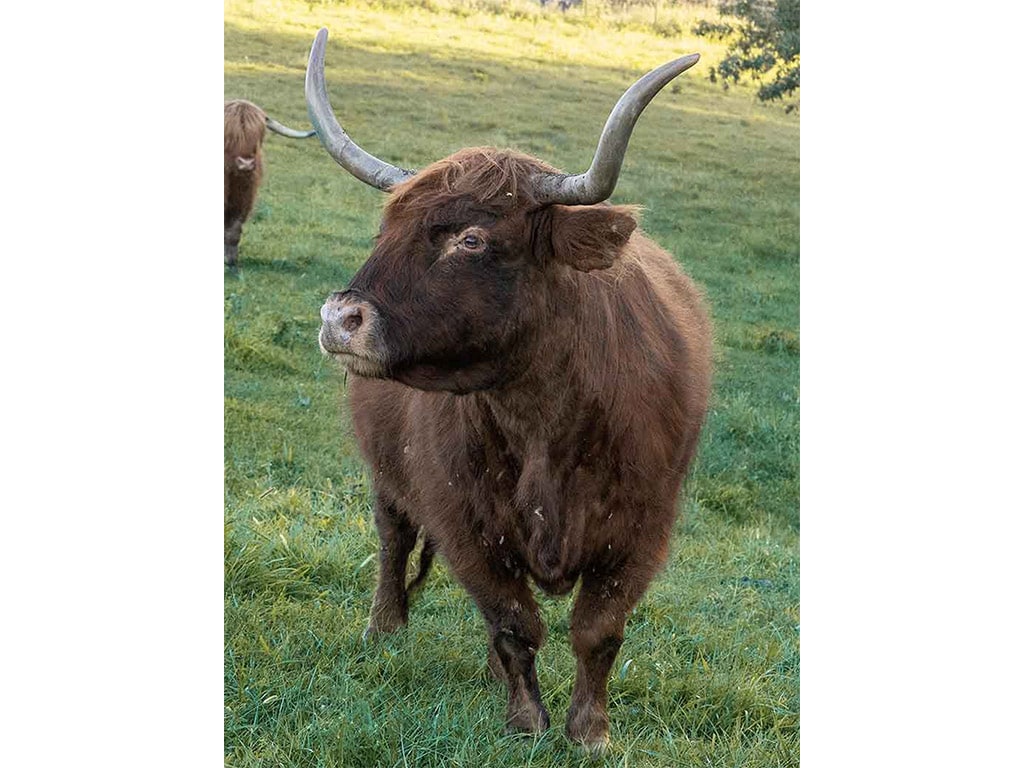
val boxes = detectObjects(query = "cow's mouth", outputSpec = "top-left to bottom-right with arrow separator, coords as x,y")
332,352 -> 388,379
319,329 -> 388,379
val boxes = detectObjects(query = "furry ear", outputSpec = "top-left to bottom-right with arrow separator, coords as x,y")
549,205 -> 638,272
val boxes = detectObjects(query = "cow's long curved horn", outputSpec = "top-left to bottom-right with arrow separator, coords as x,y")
305,28 -> 415,192
265,117 -> 316,139
532,53 -> 700,206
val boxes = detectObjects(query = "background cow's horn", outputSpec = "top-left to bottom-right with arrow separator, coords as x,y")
532,53 -> 700,206
264,117 -> 316,139
305,28 -> 416,192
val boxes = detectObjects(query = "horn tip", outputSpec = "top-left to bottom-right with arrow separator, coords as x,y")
670,52 -> 700,75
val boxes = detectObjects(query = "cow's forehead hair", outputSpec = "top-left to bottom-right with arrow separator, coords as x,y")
383,147 -> 561,221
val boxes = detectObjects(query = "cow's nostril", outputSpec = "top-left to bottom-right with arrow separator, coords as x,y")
341,308 -> 363,333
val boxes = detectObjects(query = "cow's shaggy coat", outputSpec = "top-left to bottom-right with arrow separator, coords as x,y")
319,147 -> 712,748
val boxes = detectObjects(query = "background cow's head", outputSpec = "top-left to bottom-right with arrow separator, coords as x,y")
309,29 -> 696,393
224,100 -> 268,170
224,99 -> 317,170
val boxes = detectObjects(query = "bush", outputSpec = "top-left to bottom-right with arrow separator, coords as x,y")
694,0 -> 799,109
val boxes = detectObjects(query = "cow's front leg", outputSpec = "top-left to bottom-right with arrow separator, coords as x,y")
492,617 -> 547,734
448,546 -> 549,734
224,216 -> 244,266
567,555 -> 662,751
365,499 -> 418,636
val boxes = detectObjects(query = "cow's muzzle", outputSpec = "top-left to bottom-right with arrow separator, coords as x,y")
319,292 -> 387,376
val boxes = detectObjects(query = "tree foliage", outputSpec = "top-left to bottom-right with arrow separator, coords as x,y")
693,0 -> 799,109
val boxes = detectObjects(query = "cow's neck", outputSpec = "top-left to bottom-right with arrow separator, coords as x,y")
477,269 -> 616,456
469,279 -> 617,593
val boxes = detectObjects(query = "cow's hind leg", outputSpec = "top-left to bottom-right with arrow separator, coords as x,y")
487,640 -> 507,683
365,499 -> 418,636
405,534 -> 435,593
567,556 -> 663,751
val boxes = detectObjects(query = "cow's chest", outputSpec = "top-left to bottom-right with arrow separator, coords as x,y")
395,399 -> 624,593
453,445 -> 614,594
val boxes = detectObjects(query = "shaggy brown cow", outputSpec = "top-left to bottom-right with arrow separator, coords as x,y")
307,29 -> 712,750
224,99 -> 315,266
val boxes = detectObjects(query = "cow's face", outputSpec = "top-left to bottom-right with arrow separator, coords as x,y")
319,152 -> 636,393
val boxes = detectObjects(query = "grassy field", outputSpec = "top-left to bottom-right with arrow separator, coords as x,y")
224,0 -> 799,765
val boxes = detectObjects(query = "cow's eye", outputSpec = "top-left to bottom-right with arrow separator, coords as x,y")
462,234 -> 483,250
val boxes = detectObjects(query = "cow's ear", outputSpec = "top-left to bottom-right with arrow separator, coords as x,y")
549,204 -> 638,272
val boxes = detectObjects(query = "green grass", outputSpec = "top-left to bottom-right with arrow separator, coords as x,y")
225,1 -> 799,765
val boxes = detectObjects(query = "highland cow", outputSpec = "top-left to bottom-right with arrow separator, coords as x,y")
223,99 -> 314,266
307,28 -> 712,750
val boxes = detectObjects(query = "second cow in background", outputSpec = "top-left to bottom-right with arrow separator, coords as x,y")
224,99 -> 315,266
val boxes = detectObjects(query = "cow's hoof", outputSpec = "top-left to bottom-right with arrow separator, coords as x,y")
505,700 -> 549,735
566,701 -> 609,751
363,615 -> 405,640
578,734 -> 610,756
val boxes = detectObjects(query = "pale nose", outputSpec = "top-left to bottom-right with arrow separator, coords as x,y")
320,294 -> 373,349
320,301 -> 363,330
